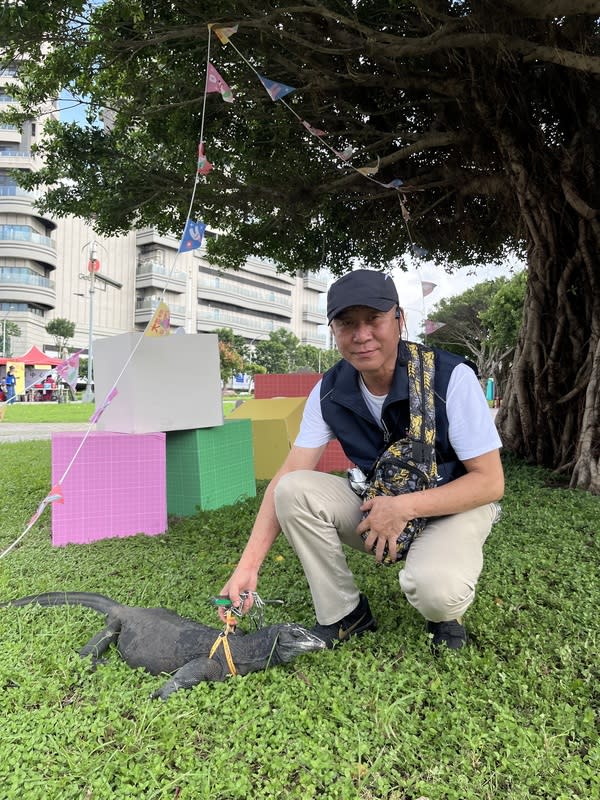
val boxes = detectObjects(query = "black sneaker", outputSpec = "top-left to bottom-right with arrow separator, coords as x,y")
426,619 -> 467,651
311,594 -> 378,648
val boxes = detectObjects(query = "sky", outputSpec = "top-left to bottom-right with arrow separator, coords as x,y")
392,257 -> 525,341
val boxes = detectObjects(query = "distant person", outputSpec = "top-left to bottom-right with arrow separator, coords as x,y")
5,366 -> 17,404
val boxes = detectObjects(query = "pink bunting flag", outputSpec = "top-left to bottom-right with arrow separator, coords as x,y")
210,24 -> 238,45
90,387 -> 118,424
55,350 -> 82,391
421,281 -> 437,297
206,63 -> 234,102
178,219 -> 206,252
197,142 -> 213,176
302,120 -> 327,137
424,320 -> 446,336
258,75 -> 296,101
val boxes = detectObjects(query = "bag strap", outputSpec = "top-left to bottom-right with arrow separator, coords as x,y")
405,342 -> 437,480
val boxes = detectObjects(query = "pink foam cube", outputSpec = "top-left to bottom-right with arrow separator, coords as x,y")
51,431 -> 167,546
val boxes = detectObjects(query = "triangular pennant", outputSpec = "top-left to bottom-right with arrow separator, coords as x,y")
424,320 -> 446,335
356,156 -> 381,176
178,219 -> 206,253
47,483 -> 64,504
197,142 -> 213,176
421,281 -> 437,297
258,75 -> 296,101
302,120 -> 327,137
382,178 -> 404,188
55,350 -> 82,391
210,24 -> 239,45
334,147 -> 355,161
146,301 -> 171,337
206,63 -> 234,102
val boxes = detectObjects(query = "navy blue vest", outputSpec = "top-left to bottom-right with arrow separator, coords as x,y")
320,342 -> 476,485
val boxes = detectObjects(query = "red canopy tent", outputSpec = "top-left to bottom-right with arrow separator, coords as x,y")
0,346 -> 62,367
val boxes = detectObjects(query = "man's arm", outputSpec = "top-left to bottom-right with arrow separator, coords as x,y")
219,443 -> 327,614
357,449 -> 504,563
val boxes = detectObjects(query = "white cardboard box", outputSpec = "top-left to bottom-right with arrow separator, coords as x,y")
93,332 -> 223,434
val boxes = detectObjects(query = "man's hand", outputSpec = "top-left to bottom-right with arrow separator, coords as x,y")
356,495 -> 411,563
217,565 -> 259,622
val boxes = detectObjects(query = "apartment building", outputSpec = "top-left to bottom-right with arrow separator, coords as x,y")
0,62 -> 328,357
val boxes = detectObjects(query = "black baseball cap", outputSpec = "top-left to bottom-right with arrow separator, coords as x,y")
327,269 -> 399,323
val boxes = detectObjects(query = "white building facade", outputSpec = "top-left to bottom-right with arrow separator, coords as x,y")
0,62 -> 328,357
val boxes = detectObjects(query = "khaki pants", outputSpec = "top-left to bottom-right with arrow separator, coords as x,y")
274,470 -> 496,625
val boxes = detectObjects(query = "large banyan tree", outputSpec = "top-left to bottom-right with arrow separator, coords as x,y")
1,1 -> 599,491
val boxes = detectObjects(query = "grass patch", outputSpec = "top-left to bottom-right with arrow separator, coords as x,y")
0,448 -> 598,799
1,403 -> 95,423
2,398 -> 244,423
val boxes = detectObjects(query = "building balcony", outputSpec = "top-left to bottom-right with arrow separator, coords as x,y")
198,281 -> 292,319
302,271 -> 329,292
237,256 -> 295,285
0,193 -> 57,229
0,123 -> 22,145
0,227 -> 57,269
0,273 -> 56,309
197,304 -> 290,340
136,262 -> 187,293
0,150 -> 37,171
135,228 -> 181,250
302,305 -> 327,325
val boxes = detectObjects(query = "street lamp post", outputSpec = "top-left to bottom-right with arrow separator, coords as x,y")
81,241 -> 98,403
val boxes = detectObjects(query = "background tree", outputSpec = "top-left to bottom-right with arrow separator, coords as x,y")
427,273 -> 526,394
253,329 -> 300,374
218,340 -> 243,385
213,327 -> 251,365
1,320 -> 21,358
45,317 -> 75,358
1,2 -> 598,490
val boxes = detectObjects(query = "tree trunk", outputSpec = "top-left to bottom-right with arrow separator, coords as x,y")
496,186 -> 600,494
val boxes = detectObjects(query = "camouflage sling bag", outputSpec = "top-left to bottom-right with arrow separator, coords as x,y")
355,342 -> 438,563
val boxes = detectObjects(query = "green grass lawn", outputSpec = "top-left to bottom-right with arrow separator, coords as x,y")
0,447 -> 598,800
1,402 -> 95,423
1,397 -> 245,423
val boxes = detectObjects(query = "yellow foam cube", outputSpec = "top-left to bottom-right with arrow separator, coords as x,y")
228,397 -> 306,479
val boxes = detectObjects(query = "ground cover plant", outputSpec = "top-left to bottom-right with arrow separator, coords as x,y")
0,442 -> 598,800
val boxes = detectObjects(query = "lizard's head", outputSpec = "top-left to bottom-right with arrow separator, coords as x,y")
272,623 -> 327,663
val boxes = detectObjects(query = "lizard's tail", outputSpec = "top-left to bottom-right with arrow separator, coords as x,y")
0,591 -> 120,615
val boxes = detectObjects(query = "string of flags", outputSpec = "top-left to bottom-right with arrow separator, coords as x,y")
1,17 -> 437,559
176,21 -> 431,263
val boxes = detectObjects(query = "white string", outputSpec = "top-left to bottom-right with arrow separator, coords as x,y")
1,38 -> 214,560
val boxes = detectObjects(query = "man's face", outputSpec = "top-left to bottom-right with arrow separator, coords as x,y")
330,305 -> 400,375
